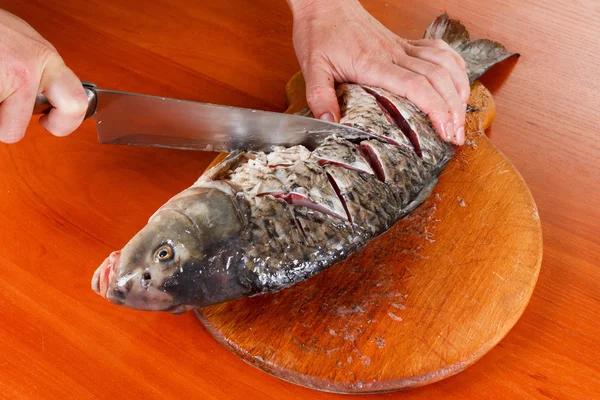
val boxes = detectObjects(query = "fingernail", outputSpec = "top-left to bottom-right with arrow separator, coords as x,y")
455,126 -> 465,145
445,121 -> 455,142
320,112 -> 334,122
453,113 -> 465,144
441,122 -> 451,141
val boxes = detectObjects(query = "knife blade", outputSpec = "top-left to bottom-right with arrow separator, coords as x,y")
33,82 -> 368,152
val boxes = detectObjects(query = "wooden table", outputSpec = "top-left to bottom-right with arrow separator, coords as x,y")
0,0 -> 597,399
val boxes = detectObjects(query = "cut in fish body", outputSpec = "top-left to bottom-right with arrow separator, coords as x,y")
91,14 -> 518,312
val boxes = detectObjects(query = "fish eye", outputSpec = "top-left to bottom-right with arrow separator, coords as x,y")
154,244 -> 174,262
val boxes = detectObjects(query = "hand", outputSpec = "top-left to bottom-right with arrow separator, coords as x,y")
0,10 -> 87,143
286,0 -> 470,145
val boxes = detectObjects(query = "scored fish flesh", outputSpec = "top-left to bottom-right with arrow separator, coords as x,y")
91,14 -> 518,312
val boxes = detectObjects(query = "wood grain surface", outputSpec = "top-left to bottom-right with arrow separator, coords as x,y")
0,0 -> 598,399
196,75 -> 542,393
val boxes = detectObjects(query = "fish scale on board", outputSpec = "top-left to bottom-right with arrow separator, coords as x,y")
91,14 -> 518,312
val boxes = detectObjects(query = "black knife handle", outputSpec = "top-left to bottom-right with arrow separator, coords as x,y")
33,81 -> 98,120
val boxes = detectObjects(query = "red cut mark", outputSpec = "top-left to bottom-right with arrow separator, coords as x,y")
354,142 -> 385,180
376,99 -> 399,128
256,191 -> 286,197
341,122 -> 370,134
274,193 -> 345,220
362,86 -> 423,157
268,163 -> 293,168
340,123 -> 400,147
360,143 -> 386,182
342,123 -> 382,140
316,157 -> 373,176
326,173 -> 352,224
364,128 -> 402,147
379,135 -> 402,146
355,144 -> 378,175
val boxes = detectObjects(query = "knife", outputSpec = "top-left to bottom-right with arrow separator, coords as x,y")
32,82 -> 367,152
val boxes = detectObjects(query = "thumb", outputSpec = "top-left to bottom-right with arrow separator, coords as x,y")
303,63 -> 340,122
38,56 -> 88,137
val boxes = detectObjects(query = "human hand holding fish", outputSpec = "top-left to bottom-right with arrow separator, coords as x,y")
287,0 -> 470,144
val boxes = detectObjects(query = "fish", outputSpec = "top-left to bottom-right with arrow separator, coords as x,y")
91,13 -> 518,313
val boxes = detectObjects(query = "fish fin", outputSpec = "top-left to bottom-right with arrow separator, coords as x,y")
424,13 -> 520,84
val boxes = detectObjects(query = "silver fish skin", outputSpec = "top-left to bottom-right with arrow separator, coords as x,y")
91,14 -> 518,313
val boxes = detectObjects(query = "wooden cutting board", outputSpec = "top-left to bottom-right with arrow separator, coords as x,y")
196,72 -> 543,393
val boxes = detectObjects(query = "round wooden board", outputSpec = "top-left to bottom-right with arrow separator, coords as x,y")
196,73 -> 543,393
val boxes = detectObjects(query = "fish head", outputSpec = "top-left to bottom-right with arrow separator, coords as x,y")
91,186 -> 250,312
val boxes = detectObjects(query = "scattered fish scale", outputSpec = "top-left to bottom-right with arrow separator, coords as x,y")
266,145 -> 311,166
226,154 -> 284,195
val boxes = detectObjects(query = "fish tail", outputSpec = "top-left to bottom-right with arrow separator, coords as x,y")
424,13 -> 520,84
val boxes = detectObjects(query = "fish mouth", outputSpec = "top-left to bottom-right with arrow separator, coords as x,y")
91,250 -> 178,311
92,251 -> 121,299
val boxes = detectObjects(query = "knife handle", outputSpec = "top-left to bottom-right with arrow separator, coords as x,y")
33,81 -> 98,120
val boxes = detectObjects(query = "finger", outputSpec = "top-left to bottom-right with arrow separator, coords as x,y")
302,62 -> 340,123
362,61 -> 456,144
0,87 -> 37,144
394,54 -> 465,144
38,58 -> 88,137
408,38 -> 467,72
404,44 -> 470,106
